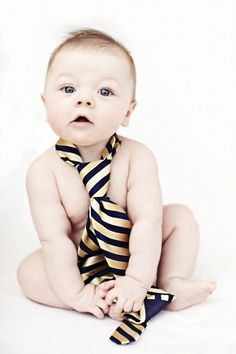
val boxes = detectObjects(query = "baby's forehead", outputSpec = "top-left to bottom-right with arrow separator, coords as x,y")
48,45 -> 133,77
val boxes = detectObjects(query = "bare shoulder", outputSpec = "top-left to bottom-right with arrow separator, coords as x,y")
26,146 -> 72,242
119,136 -> 160,193
26,146 -> 57,189
119,135 -> 158,163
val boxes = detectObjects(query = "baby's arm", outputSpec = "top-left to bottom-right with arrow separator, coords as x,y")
125,144 -> 163,288
105,143 -> 162,314
26,159 -> 108,318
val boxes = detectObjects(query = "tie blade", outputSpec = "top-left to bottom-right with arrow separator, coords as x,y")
110,288 -> 175,345
144,289 -> 175,322
110,319 -> 146,345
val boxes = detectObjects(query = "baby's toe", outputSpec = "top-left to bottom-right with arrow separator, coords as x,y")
207,281 -> 217,294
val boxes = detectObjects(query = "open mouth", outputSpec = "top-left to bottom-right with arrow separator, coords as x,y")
73,115 -> 92,123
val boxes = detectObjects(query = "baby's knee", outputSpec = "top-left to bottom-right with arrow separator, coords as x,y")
165,204 -> 199,230
174,204 -> 199,230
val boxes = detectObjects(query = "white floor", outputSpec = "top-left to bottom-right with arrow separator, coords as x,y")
1,273 -> 235,354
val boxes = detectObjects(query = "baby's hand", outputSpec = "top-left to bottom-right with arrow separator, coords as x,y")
97,279 -> 116,292
104,276 -> 147,318
69,283 -> 109,319
98,280 -> 123,320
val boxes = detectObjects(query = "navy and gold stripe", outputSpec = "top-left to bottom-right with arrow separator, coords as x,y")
55,133 -> 175,345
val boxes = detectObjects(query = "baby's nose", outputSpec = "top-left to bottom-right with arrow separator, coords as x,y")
76,94 -> 96,107
77,100 -> 92,106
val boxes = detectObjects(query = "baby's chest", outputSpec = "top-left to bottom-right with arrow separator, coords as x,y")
56,162 -> 129,226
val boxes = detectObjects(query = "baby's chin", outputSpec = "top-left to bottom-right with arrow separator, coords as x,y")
60,130 -> 114,147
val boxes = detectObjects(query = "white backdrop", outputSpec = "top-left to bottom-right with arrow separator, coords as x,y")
1,1 -> 235,353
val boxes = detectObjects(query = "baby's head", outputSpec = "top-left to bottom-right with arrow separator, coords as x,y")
45,29 -> 136,100
41,28 -> 137,146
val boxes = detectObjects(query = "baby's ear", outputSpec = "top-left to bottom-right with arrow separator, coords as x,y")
121,100 -> 137,127
40,93 -> 45,105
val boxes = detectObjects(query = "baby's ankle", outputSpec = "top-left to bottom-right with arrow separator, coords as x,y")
158,276 -> 186,291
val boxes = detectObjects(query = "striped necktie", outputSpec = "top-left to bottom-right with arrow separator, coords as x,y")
55,133 -> 175,345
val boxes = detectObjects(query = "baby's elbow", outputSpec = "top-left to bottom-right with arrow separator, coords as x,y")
131,213 -> 162,228
40,234 -> 75,253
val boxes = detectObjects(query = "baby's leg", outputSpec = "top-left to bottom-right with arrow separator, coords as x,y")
17,249 -> 72,310
156,204 -> 216,311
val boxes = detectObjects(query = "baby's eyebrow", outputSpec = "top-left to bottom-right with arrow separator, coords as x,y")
99,77 -> 121,87
56,73 -> 74,79
56,74 -> 120,86
102,77 -> 118,82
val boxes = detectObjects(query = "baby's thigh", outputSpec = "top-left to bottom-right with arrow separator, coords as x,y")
17,248 -> 48,298
16,249 -> 71,309
17,248 -> 44,287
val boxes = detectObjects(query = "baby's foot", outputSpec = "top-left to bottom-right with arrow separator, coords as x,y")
161,278 -> 216,311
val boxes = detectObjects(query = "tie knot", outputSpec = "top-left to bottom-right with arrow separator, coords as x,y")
55,133 -> 121,199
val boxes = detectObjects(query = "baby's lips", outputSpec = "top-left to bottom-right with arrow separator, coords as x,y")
72,114 -> 93,123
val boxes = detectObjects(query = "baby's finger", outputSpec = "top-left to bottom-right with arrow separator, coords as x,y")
108,304 -> 125,321
105,289 -> 117,305
96,298 -> 109,314
123,299 -> 134,313
98,280 -> 116,291
133,299 -> 143,312
91,306 -> 105,319
95,287 -> 107,299
113,298 -> 126,315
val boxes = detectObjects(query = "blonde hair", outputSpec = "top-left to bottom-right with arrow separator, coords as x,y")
46,28 -> 136,99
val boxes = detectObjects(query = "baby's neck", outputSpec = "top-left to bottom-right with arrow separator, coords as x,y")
75,138 -> 110,162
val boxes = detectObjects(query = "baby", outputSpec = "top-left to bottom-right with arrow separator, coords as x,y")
17,28 -> 216,321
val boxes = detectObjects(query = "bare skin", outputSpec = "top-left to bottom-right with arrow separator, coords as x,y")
17,45 -> 216,320
17,138 -> 216,319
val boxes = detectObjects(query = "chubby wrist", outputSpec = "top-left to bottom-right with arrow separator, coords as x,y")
67,283 -> 94,310
124,273 -> 149,291
125,254 -> 157,290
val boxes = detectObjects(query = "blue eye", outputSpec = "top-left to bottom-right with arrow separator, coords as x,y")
99,88 -> 113,96
62,86 -> 75,93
